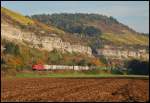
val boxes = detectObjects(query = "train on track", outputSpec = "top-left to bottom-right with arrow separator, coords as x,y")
32,64 -> 94,71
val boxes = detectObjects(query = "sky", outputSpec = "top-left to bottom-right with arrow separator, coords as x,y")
1,1 -> 149,33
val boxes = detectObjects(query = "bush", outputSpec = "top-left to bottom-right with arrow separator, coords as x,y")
64,60 -> 76,66
77,59 -> 92,66
82,68 -> 101,74
126,59 -> 149,75
1,64 -> 8,72
19,24 -> 26,29
99,55 -> 108,65
111,69 -> 124,75
48,49 -> 63,64
4,42 -> 20,56
69,25 -> 83,34
1,58 -> 5,64
83,26 -> 101,37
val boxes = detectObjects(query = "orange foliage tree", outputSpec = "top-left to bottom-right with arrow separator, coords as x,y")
91,58 -> 105,66
7,56 -> 23,69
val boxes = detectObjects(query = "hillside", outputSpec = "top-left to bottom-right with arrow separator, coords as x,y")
1,7 -> 89,46
2,7 -> 107,73
1,7 -> 97,55
31,13 -> 149,47
1,7 -> 149,74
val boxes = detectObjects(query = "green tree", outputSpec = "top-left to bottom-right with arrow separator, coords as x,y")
4,42 -> 20,56
47,49 -> 63,64
83,26 -> 101,37
126,59 -> 149,75
77,59 -> 90,66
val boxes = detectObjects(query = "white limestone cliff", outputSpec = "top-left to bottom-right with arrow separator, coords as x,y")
1,22 -> 92,56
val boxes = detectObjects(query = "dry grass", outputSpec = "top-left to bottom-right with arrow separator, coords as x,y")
101,32 -> 149,46
1,7 -> 34,25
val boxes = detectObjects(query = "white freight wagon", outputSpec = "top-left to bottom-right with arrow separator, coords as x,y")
43,65 -> 91,70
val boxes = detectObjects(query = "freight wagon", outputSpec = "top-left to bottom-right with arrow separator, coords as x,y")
32,64 -> 91,71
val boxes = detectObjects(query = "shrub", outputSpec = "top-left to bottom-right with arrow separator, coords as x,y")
48,49 -> 63,64
77,59 -> 91,66
111,69 -> 124,75
64,60 -> 76,66
1,58 -> 5,64
91,58 -> 104,66
83,26 -> 101,37
126,59 -> 149,75
4,42 -> 20,56
99,55 -> 108,65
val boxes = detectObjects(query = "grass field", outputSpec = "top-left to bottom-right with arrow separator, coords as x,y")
14,72 -> 149,79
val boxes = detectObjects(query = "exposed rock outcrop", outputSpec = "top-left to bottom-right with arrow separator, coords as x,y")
97,45 -> 149,60
1,22 -> 92,56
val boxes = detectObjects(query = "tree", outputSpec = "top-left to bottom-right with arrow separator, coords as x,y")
4,42 -> 20,56
83,26 -> 101,37
31,14 -> 104,38
1,58 -> 5,64
47,49 -> 63,64
126,59 -> 149,75
109,16 -> 119,24
77,59 -> 89,66
91,58 -> 104,66
99,55 -> 108,65
69,25 -> 83,34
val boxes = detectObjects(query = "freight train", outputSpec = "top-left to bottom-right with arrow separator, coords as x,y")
32,64 -> 93,71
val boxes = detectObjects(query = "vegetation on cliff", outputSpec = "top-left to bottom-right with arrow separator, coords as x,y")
31,13 -> 149,46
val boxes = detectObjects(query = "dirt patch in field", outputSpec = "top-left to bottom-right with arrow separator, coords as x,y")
1,78 -> 149,102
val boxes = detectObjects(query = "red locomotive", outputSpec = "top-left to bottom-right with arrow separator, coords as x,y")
32,64 -> 45,70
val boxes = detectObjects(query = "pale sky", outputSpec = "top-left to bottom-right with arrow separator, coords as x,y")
1,1 -> 149,33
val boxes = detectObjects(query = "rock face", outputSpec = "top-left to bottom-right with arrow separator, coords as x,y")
1,22 -> 92,56
97,45 -> 149,60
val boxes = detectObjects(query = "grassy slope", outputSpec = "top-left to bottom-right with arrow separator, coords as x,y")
3,6 -> 148,47
32,14 -> 149,46
101,32 -> 149,46
1,7 -> 65,34
89,18 -> 149,46
90,18 -> 149,46
1,7 -> 34,25
1,7 -> 87,45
